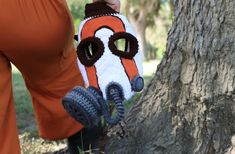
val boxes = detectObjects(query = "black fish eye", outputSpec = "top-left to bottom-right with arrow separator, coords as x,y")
109,32 -> 139,59
77,37 -> 104,67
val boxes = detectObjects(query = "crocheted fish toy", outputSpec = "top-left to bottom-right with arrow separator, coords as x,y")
63,2 -> 144,128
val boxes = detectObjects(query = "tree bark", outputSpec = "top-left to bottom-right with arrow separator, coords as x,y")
106,0 -> 235,153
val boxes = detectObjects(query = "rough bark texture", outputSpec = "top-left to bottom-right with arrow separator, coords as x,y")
106,0 -> 235,153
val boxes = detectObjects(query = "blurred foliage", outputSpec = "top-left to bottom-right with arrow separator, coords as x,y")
67,0 -> 89,19
146,1 -> 172,59
122,0 -> 161,27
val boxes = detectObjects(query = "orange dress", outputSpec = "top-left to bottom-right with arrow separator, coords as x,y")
0,0 -> 84,153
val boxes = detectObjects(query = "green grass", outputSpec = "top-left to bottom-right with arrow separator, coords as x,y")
12,66 -> 38,137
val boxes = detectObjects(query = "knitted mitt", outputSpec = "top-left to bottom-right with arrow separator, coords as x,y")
63,2 -> 144,128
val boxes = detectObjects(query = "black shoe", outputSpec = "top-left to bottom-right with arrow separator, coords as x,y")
67,122 -> 103,154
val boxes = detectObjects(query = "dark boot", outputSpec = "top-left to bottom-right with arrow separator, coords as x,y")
67,122 -> 103,154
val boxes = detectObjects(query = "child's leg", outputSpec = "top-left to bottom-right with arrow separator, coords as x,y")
0,52 -> 20,154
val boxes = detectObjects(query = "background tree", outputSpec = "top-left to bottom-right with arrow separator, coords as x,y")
123,0 -> 161,59
106,0 -> 235,153
67,0 -> 89,19
67,0 -> 89,30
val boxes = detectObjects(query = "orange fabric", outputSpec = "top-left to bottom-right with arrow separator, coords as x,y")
0,0 -> 84,153
81,16 -> 126,39
86,66 -> 99,89
0,53 -> 20,154
81,15 -> 139,82
121,59 -> 139,81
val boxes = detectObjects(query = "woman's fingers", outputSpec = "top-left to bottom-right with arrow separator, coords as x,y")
104,0 -> 120,12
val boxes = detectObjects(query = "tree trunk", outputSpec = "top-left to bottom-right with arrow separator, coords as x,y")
106,0 -> 235,153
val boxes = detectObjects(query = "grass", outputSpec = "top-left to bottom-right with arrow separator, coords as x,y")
12,60 -> 158,153
12,71 -> 38,136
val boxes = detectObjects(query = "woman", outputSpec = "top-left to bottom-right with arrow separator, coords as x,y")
0,0 -> 120,153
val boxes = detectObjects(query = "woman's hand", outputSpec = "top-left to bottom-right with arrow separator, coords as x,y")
93,0 -> 120,12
